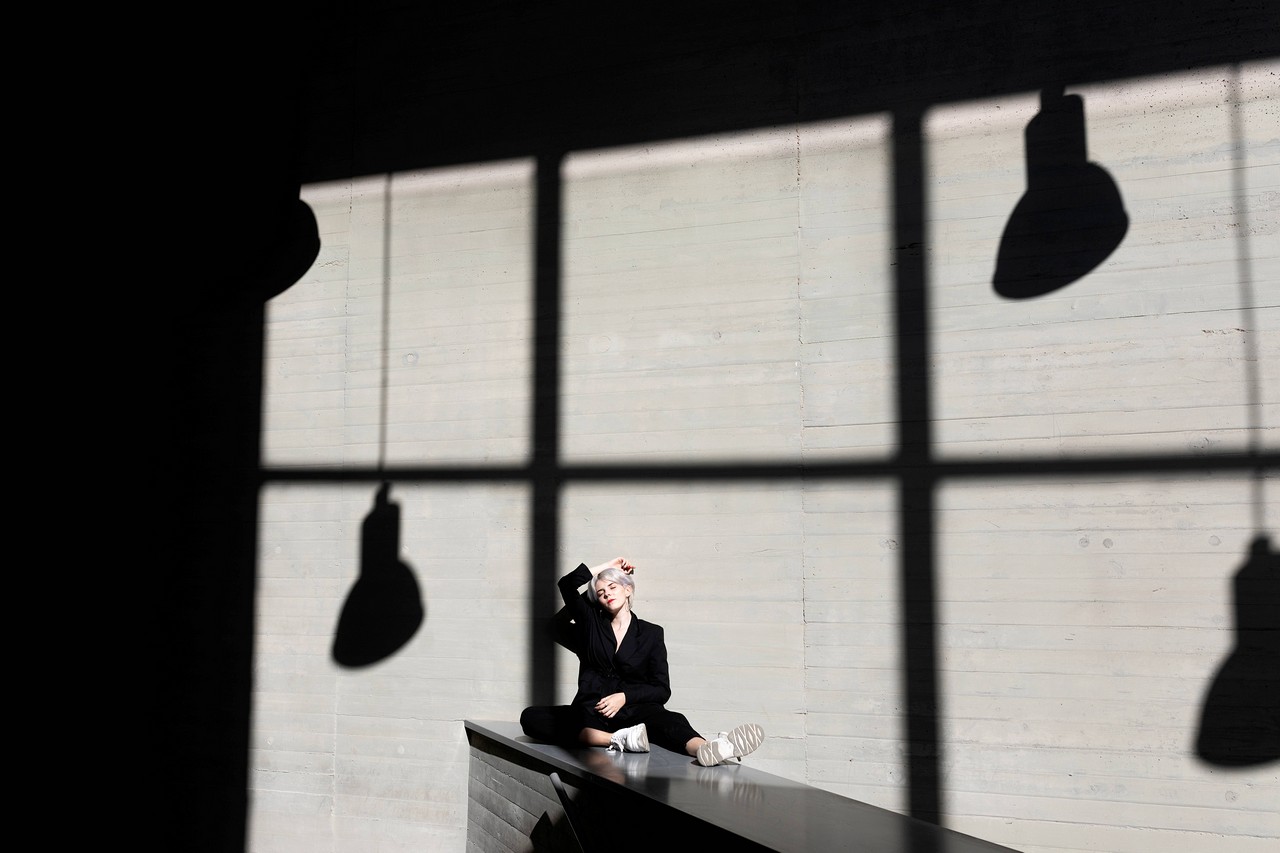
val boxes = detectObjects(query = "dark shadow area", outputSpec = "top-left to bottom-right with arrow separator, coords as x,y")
546,772 -> 594,853
251,197 -> 322,304
993,87 -> 1128,298
332,482 -> 425,667
161,17 -> 320,849
164,3 -> 1280,851
892,107 -> 944,824
529,811 -> 563,853
530,808 -> 590,853
531,149 -> 566,708
290,2 -> 1280,181
1196,535 -> 1280,766
164,297 -> 267,853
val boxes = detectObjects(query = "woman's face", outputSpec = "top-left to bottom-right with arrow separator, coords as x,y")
595,578 -> 631,614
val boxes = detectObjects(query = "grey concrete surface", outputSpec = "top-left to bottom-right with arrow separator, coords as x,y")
467,720 -> 1021,852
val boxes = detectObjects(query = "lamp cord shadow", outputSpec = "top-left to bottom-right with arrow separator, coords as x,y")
331,174 -> 426,667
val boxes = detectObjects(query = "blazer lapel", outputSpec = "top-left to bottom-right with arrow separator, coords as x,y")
615,614 -> 639,661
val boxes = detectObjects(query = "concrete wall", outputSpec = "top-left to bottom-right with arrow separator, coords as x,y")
248,63 -> 1278,852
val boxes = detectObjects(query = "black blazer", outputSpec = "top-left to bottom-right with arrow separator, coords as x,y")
552,563 -> 673,710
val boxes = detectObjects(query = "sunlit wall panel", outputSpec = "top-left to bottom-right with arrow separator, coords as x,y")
802,479 -> 908,813
251,482 -> 531,853
926,66 -> 1277,460
934,476 -> 1279,853
561,129 -> 804,463
262,160 -> 534,468
799,116 -> 897,460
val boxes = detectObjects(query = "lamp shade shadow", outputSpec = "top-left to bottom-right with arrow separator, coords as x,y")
993,87 -> 1128,299
333,483 -> 425,667
253,197 -> 321,303
1195,535 -> 1280,766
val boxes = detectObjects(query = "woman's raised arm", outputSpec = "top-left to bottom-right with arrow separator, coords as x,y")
588,557 -> 635,576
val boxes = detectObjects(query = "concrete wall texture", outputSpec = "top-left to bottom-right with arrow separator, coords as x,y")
218,5 -> 1280,853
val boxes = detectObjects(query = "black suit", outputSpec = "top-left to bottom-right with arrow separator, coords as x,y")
522,564 -> 701,753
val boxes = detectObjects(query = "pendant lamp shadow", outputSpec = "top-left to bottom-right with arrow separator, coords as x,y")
1195,535 -> 1280,766
333,482 -> 425,667
993,87 -> 1128,299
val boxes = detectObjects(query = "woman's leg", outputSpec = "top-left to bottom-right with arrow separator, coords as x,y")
519,706 -> 555,741
638,707 -> 765,764
580,706 -> 650,751
521,705 -> 589,746
637,708 -> 703,755
578,728 -> 613,747
576,703 -> 640,748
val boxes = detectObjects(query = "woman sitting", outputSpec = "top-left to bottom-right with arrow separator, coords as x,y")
520,557 -> 764,766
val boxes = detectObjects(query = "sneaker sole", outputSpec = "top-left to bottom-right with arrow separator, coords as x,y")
696,739 -> 733,766
697,724 -> 764,766
725,723 -> 764,759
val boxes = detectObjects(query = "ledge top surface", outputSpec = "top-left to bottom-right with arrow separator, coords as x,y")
465,719 -> 1018,853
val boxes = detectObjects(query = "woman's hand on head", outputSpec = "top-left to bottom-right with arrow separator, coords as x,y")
592,557 -> 635,575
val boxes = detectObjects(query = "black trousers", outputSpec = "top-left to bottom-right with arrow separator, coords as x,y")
520,701 -> 701,754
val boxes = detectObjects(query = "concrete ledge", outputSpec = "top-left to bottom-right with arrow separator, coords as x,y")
465,720 -> 1021,853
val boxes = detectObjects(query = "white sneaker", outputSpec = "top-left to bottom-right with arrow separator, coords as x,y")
696,723 -> 764,766
607,723 -> 650,753
707,732 -> 738,763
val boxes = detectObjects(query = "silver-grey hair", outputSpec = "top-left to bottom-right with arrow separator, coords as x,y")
588,567 -> 635,608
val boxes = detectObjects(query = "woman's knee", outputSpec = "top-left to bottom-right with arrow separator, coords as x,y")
519,706 -> 544,737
